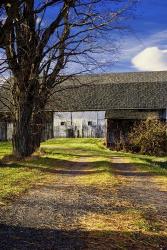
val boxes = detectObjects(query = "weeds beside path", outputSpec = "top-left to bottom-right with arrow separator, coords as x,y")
0,139 -> 167,249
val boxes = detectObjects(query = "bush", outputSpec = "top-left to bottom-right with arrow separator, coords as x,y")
128,118 -> 167,156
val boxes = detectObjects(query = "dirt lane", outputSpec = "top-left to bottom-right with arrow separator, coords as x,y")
112,157 -> 167,234
0,155 -> 166,249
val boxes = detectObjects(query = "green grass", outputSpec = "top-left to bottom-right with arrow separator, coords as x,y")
109,149 -> 167,176
0,138 -> 114,203
40,138 -> 116,185
0,142 -> 44,203
0,138 -> 167,204
0,138 -> 167,248
0,142 -> 12,159
128,154 -> 167,175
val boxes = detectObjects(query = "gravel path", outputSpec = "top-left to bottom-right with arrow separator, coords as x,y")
112,157 -> 167,229
112,157 -> 167,216
0,156 -> 167,249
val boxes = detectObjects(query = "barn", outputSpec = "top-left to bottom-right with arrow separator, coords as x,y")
0,71 -> 167,146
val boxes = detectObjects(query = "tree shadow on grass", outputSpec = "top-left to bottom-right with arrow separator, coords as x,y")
41,145 -> 114,158
0,155 -> 167,177
111,162 -> 160,177
0,223 -> 166,250
116,153 -> 167,171
0,156 -> 113,175
142,158 -> 167,170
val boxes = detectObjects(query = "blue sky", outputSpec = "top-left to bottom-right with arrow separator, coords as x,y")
1,1 -> 166,75
109,0 -> 167,72
64,0 -> 167,74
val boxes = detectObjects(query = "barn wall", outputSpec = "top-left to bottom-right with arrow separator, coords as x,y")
0,112 -> 54,142
41,112 -> 54,141
0,122 -> 7,141
7,123 -> 13,140
106,109 -> 167,148
159,109 -> 167,121
106,119 -> 136,147
53,111 -> 106,138
0,112 -> 11,141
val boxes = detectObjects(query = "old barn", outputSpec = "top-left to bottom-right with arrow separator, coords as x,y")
0,71 -> 167,146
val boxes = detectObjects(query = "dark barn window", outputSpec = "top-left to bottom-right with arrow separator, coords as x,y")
88,121 -> 92,126
61,122 -> 66,126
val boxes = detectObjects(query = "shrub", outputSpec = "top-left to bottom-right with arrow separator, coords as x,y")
128,118 -> 167,156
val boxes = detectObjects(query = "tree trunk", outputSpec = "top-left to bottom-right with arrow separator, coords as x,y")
12,100 -> 46,158
12,115 -> 44,158
12,122 -> 36,158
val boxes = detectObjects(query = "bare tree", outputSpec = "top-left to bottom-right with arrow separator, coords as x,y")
0,0 -> 137,157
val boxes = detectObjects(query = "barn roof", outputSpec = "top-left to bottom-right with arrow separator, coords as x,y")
48,71 -> 167,111
105,110 -> 161,120
0,71 -> 167,112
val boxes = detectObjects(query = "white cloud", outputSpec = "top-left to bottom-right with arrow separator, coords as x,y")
118,29 -> 167,63
131,47 -> 167,71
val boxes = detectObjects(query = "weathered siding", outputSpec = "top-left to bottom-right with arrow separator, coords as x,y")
7,123 -> 13,140
0,122 -> 7,141
53,111 -> 106,138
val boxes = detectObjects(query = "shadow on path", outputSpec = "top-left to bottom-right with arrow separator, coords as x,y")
1,155 -> 166,177
0,224 -> 166,250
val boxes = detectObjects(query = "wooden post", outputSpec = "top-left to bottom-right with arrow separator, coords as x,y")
51,111 -> 54,139
106,119 -> 110,147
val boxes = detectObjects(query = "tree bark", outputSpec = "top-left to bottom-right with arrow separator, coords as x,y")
12,111 -> 44,158
12,122 -> 35,158
12,88 -> 47,158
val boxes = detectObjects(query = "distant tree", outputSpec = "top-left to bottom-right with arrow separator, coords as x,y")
0,0 -> 137,157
